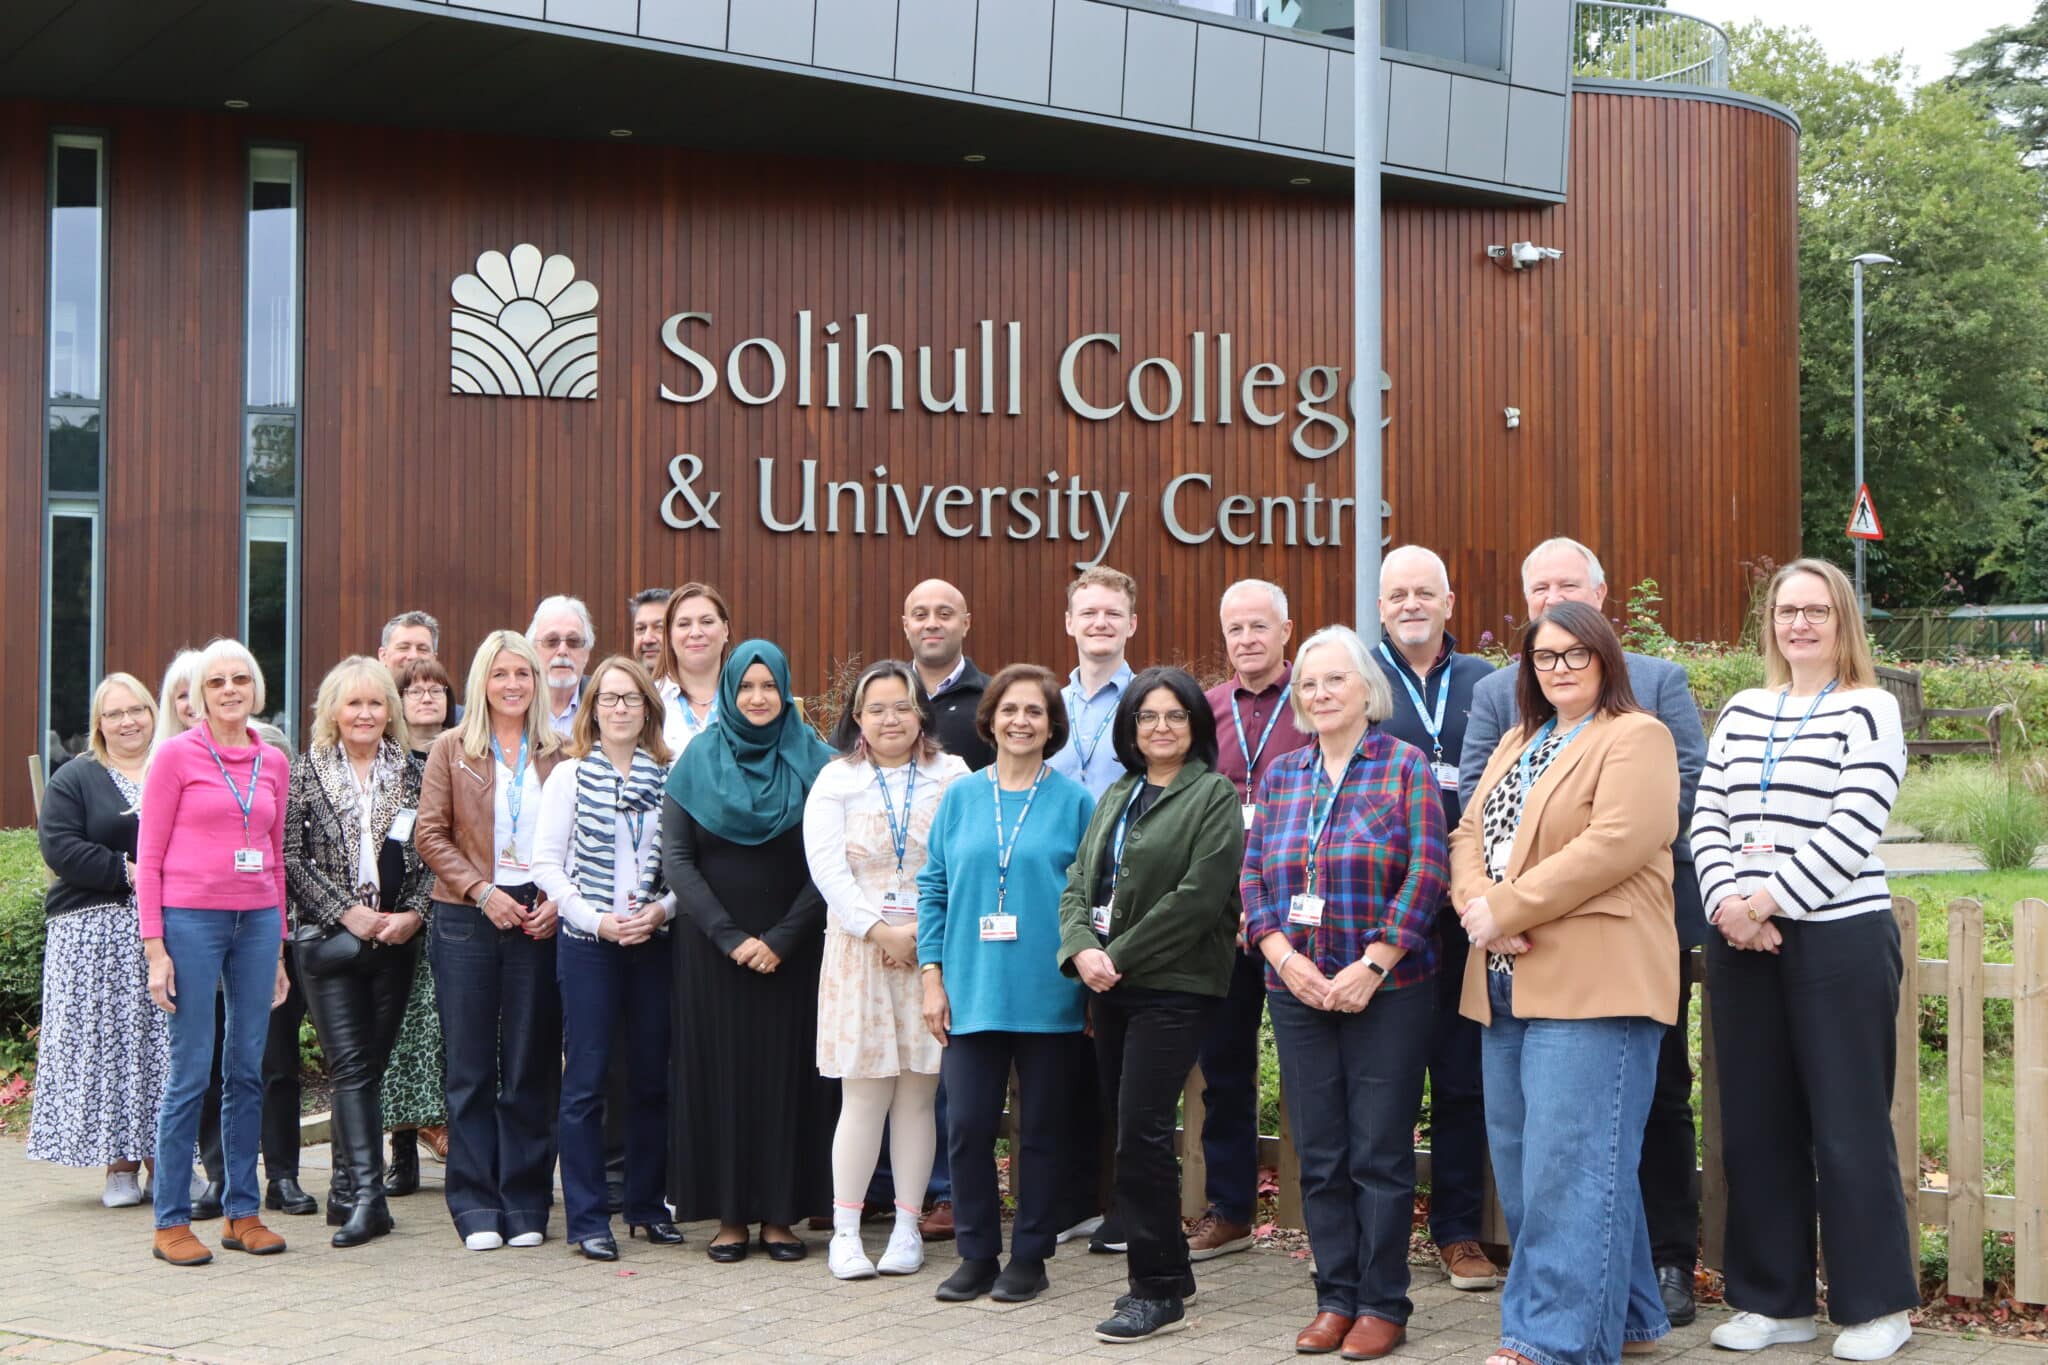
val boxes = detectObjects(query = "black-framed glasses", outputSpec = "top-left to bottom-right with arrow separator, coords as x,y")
1772,604 -> 1834,626
1530,647 -> 1594,672
593,692 -> 646,711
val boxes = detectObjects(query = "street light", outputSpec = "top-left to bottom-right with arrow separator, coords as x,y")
1851,251 -> 1897,612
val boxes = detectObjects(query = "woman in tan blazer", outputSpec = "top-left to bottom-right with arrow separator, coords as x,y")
1448,602 -> 1678,1365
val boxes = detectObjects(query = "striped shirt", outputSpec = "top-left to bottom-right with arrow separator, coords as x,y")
1691,686 -> 1905,922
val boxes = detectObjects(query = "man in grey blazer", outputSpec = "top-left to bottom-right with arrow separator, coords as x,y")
1458,536 -> 1708,1327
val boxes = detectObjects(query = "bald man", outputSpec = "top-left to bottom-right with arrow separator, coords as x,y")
902,578 -> 994,770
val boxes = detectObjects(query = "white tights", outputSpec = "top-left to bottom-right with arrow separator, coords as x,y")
831,1073 -> 940,1214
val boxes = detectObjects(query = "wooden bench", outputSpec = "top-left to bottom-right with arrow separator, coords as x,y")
1876,663 -> 2010,760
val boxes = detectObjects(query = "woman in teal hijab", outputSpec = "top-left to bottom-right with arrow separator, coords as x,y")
662,641 -> 840,1263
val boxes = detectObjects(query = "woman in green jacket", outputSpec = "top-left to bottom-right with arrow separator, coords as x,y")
1057,665 -> 1244,1346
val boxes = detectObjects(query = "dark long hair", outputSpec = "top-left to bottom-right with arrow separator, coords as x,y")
829,659 -> 944,763
1514,601 -> 1642,740
1112,666 -> 1219,774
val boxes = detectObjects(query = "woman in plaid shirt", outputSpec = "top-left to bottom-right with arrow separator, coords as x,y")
1241,625 -> 1448,1360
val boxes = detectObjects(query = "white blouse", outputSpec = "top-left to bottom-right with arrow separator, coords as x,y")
531,758 -> 676,939
802,751 -> 967,941
491,755 -> 546,887
657,677 -> 719,761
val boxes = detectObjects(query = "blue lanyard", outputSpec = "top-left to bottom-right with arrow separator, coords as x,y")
990,765 -> 1048,915
1517,714 -> 1593,802
203,735 -> 263,846
1759,681 -> 1837,806
1302,742 -> 1364,896
677,695 -> 715,737
492,732 -> 529,844
873,761 -> 918,884
1229,686 -> 1290,797
1067,683 -> 1118,770
1105,782 -> 1146,903
1377,643 -> 1449,761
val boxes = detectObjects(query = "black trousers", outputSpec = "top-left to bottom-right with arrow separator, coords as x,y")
1424,906 -> 1488,1246
200,949 -> 305,1183
1641,948 -> 1700,1268
1706,912 -> 1920,1325
1192,949 -> 1268,1225
298,937 -> 419,1197
943,1030 -> 1074,1262
1092,985 -> 1216,1301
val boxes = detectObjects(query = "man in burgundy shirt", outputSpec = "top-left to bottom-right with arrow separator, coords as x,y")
1188,578 -> 1314,1260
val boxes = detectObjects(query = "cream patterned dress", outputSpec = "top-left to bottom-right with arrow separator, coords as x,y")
803,752 -> 966,1079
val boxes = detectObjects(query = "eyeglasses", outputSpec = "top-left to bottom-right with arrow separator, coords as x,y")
401,687 -> 443,702
1295,671 -> 1355,698
103,706 -> 151,725
1136,709 -> 1192,729
203,673 -> 254,690
594,692 -> 646,711
535,634 -> 588,652
1772,604 -> 1834,626
862,700 -> 918,719
1530,647 -> 1594,672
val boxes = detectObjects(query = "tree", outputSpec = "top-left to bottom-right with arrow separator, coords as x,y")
1954,2 -> 2048,164
1730,24 -> 2048,608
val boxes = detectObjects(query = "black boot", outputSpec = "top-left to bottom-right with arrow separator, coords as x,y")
191,1179 -> 224,1221
267,1175 -> 318,1215
332,1090 -> 393,1249
326,1160 -> 356,1227
386,1130 -> 420,1197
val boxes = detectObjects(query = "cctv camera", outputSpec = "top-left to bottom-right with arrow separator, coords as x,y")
1510,242 -> 1563,266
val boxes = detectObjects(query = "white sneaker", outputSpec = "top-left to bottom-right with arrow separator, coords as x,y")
464,1230 -> 505,1251
1057,1214 -> 1105,1245
1832,1312 -> 1911,1361
506,1231 -> 544,1248
1711,1311 -> 1819,1351
829,1230 -> 878,1280
101,1171 -> 144,1208
876,1222 -> 923,1275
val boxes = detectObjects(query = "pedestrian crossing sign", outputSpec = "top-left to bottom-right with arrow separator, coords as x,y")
1846,484 -> 1884,541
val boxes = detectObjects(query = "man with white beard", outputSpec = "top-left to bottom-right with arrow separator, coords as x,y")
527,595 -> 596,735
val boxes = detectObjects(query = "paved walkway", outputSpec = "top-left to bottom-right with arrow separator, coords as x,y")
6,1139 -> 2044,1364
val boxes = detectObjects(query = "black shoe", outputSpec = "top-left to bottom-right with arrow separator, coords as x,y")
706,1237 -> 749,1263
760,1233 -> 808,1262
991,1256 -> 1049,1303
935,1257 -> 1001,1302
606,1183 -> 625,1215
386,1132 -> 420,1198
1094,1296 -> 1187,1343
266,1176 -> 318,1216
577,1235 -> 620,1261
1089,1217 -> 1129,1254
630,1221 -> 685,1245
1656,1264 -> 1697,1327
332,1195 -> 394,1249
191,1181 -> 224,1222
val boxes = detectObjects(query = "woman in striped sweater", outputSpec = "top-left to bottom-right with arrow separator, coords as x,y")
1692,557 -> 1916,1363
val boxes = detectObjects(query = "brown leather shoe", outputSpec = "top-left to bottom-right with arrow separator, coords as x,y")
1340,1317 -> 1405,1360
1187,1208 -> 1255,1261
1439,1239 -> 1502,1290
919,1200 -> 955,1240
1295,1311 -> 1356,1354
419,1125 -> 450,1161
220,1215 -> 287,1255
151,1224 -> 213,1266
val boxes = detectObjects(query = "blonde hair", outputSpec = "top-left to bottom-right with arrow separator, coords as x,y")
1288,626 -> 1395,729
1761,558 -> 1876,690
192,638 -> 267,721
310,656 -> 411,753
1066,566 -> 1138,610
455,631 -> 564,761
90,673 -> 159,766
569,656 -> 672,765
155,650 -> 202,745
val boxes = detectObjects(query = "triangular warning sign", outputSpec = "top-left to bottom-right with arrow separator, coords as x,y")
1846,484 -> 1884,541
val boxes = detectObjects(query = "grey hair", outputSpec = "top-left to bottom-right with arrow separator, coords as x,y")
155,649 -> 203,744
381,610 -> 441,651
526,594 -> 596,648
1287,625 -> 1394,728
1379,544 -> 1450,596
192,637 -> 268,721
1521,537 -> 1606,591
1219,578 -> 1290,621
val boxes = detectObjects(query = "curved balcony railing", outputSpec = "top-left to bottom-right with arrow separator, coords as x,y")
1572,0 -> 1731,88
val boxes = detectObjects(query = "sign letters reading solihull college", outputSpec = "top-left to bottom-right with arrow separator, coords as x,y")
453,244 -> 1390,569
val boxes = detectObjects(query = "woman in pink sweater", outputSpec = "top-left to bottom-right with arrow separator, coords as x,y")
137,638 -> 292,1267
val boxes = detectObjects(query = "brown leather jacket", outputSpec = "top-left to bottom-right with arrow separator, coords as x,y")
415,727 -> 565,907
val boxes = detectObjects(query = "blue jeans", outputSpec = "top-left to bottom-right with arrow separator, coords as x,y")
1193,948 -> 1268,1224
558,932 -> 670,1243
152,907 -> 282,1228
1270,982 -> 1432,1324
1482,971 -> 1669,1365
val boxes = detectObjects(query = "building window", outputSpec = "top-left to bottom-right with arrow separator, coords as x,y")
243,146 -> 302,735
43,132 -> 106,768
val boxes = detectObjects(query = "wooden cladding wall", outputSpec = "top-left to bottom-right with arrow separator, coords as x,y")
0,91 -> 1798,825
2,105 -> 47,829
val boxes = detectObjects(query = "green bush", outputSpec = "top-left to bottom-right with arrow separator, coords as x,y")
1894,760 -> 2048,870
1918,657 -> 2048,749
0,828 -> 47,1046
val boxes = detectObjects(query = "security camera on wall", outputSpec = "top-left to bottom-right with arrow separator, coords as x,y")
1486,242 -> 1564,272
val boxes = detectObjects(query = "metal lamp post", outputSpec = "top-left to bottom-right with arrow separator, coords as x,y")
1851,251 -> 1896,612
1354,0 -> 1383,626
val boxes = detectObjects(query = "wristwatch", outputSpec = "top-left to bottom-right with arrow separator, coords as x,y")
919,962 -> 942,975
1364,959 -> 1389,980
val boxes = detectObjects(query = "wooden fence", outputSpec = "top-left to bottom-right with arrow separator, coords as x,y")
1145,896 -> 2048,1301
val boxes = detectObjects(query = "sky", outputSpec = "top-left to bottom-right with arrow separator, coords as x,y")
1708,0 -> 2038,84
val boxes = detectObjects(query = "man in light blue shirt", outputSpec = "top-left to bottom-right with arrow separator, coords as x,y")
1048,566 -> 1140,801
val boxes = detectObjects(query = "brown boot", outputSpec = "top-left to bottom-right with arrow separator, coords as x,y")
221,1215 -> 287,1255
152,1224 -> 213,1266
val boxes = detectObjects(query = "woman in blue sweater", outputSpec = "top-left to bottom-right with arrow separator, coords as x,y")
916,664 -> 1094,1306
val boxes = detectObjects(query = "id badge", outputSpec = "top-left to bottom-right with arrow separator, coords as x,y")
980,913 -> 1018,942
1240,802 -> 1258,830
879,887 -> 917,923
1091,903 -> 1113,936
1432,762 -> 1461,793
498,850 -> 531,872
1740,826 -> 1776,855
1288,892 -> 1325,927
234,847 -> 265,874
386,808 -> 417,842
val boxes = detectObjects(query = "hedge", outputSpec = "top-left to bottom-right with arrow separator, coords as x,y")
0,827 -> 47,1044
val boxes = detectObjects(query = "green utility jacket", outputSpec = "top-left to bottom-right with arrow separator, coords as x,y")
1056,760 -> 1244,997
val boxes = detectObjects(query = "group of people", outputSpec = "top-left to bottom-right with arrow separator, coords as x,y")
27,543 -> 1920,1363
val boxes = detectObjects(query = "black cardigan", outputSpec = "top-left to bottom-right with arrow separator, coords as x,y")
38,756 -> 139,919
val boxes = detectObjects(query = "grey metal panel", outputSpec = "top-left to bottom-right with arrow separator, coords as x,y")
1321,46 -> 1354,156
452,0 -> 542,18
813,0 -> 897,76
1049,0 -> 1125,117
974,0 -> 1053,104
1258,38 -> 1326,150
1190,21 -> 1260,139
1383,61 -> 1449,172
545,0 -> 636,33
638,0 -> 729,48
1444,73 -> 1509,183
1509,0 -> 1570,93
896,0 -> 977,90
728,0 -> 814,62
1504,85 -> 1567,190
1120,9 -> 1196,128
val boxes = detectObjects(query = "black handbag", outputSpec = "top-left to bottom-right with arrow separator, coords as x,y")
290,919 -> 372,977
